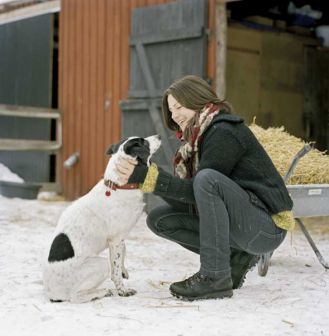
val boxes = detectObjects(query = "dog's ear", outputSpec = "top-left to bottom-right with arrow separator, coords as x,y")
105,144 -> 117,155
105,138 -> 127,155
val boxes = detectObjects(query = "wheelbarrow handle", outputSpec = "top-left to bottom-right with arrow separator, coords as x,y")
260,142 -> 329,273
283,143 -> 312,184
259,143 -> 314,276
295,218 -> 329,269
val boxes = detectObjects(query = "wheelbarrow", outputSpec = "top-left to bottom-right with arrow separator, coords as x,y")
258,144 -> 329,276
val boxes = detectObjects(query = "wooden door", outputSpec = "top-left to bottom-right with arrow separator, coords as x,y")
121,0 -> 208,210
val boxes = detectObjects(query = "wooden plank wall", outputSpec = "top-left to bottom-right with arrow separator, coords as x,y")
0,15 -> 53,185
226,25 -> 318,140
59,0 -> 216,200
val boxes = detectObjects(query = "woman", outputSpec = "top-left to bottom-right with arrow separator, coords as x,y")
114,75 -> 294,301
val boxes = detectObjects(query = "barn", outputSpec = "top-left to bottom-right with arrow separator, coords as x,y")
0,0 -> 328,200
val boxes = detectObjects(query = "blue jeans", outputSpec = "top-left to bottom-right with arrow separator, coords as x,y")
147,169 -> 286,279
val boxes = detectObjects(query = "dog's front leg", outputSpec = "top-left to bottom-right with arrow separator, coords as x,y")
120,240 -> 129,279
109,242 -> 136,297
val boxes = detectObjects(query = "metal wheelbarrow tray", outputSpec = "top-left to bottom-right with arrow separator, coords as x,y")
258,184 -> 329,276
258,144 -> 329,275
288,184 -> 329,218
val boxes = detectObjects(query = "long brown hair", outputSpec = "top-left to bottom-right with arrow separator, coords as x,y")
162,75 -> 233,140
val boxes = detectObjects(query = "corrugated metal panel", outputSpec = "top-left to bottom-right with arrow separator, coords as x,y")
59,0 -> 216,200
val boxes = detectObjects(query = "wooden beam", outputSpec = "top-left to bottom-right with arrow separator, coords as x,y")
0,0 -> 60,25
215,1 -> 227,100
0,104 -> 61,119
130,27 -> 203,46
147,102 -> 174,165
128,89 -> 163,99
0,104 -> 62,151
135,42 -> 158,97
0,139 -> 61,151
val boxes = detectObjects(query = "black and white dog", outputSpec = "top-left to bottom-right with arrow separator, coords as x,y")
42,135 -> 161,303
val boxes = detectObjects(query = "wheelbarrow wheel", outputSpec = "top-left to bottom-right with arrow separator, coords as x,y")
258,252 -> 273,276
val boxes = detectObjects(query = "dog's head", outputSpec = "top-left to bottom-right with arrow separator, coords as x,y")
106,135 -> 161,165
104,135 -> 161,185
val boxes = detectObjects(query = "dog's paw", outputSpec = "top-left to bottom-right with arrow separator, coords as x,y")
122,268 -> 129,279
105,289 -> 114,297
117,288 -> 137,297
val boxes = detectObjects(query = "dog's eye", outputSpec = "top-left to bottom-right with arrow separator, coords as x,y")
134,140 -> 145,147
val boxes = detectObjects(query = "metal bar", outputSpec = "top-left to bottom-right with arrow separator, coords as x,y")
295,218 -> 329,270
283,143 -> 312,183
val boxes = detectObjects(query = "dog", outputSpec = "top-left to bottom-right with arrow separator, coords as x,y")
42,135 -> 161,303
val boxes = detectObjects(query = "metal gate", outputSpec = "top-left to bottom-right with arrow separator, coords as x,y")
121,0 -> 208,209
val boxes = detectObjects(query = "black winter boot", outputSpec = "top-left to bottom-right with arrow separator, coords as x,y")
230,248 -> 260,289
169,272 -> 233,301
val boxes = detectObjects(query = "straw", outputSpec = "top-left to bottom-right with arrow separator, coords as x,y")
249,121 -> 329,185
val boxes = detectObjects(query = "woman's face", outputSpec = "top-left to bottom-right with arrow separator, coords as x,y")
167,94 -> 196,131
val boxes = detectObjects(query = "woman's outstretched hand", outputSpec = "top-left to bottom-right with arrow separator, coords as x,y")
115,158 -> 138,185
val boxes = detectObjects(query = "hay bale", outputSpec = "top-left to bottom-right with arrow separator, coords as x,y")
249,123 -> 329,185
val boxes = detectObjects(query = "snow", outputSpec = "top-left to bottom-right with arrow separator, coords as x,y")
0,163 -> 24,183
0,195 -> 328,336
0,0 -> 15,5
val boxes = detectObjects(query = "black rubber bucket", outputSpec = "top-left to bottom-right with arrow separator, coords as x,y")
0,180 -> 42,199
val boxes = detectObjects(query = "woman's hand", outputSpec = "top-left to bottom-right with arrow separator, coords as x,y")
115,158 -> 138,185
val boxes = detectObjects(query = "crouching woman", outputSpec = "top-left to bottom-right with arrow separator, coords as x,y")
114,75 -> 294,301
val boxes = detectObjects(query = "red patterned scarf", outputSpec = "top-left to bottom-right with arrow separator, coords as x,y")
174,104 -> 220,179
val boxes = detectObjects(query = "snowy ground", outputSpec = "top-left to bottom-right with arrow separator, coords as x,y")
0,195 -> 328,336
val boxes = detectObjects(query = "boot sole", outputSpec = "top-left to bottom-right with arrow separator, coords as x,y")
170,289 -> 233,301
233,256 -> 260,289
